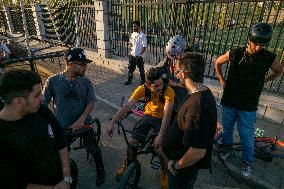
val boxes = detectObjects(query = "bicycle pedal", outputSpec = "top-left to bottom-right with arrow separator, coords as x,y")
150,160 -> 160,170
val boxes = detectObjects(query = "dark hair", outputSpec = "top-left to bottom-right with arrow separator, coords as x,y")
0,69 -> 41,104
146,67 -> 163,83
132,20 -> 140,27
179,52 -> 206,82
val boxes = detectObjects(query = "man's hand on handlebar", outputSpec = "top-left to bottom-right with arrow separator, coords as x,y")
106,123 -> 115,137
69,117 -> 85,131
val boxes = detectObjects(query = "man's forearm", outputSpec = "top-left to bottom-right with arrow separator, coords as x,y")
111,105 -> 130,124
215,64 -> 225,83
159,104 -> 173,137
80,101 -> 95,121
140,47 -> 146,55
59,147 -> 71,177
265,72 -> 282,82
175,147 -> 206,169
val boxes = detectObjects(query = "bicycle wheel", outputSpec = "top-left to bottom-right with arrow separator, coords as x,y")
118,159 -> 141,189
254,137 -> 284,161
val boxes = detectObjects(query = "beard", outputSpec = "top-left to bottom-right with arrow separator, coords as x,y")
74,70 -> 85,77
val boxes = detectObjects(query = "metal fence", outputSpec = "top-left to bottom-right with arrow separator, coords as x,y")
38,3 -> 98,50
110,0 -> 284,94
0,10 -> 9,33
1,0 -> 283,94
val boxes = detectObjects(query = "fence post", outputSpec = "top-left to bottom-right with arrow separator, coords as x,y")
94,0 -> 111,58
3,6 -> 16,34
31,4 -> 46,40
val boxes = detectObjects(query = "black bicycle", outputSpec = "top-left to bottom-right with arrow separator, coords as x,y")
67,118 -> 102,160
114,97 -> 160,189
213,122 -> 284,182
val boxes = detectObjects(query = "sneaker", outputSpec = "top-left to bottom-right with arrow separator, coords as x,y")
116,159 -> 128,181
241,162 -> 251,178
160,169 -> 168,189
124,80 -> 132,85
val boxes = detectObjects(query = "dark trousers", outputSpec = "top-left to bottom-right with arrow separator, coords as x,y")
168,169 -> 198,189
127,55 -> 145,83
67,128 -> 104,174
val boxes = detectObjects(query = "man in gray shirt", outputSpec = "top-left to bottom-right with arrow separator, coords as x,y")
43,47 -> 105,186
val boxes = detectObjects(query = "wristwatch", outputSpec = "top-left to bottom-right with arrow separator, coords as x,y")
63,176 -> 73,184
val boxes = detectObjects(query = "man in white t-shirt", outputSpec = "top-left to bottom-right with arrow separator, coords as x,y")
0,41 -> 11,61
0,41 -> 11,74
124,21 -> 147,85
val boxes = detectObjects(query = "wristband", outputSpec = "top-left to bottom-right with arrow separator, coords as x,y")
170,160 -> 178,171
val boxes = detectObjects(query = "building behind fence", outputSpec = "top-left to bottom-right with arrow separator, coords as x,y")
0,0 -> 283,94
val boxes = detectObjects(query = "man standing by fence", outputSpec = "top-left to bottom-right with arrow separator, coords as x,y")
124,20 -> 147,85
214,22 -> 283,178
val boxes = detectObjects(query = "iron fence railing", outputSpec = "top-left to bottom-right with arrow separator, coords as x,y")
0,10 -> 9,33
1,1 -> 283,94
40,4 -> 97,50
110,0 -> 284,94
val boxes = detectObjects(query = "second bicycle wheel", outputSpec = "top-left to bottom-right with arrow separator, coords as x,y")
118,159 -> 141,189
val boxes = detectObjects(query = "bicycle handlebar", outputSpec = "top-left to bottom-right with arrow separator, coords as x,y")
1,51 -> 65,65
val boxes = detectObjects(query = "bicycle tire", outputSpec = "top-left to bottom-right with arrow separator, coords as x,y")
118,159 -> 141,189
254,137 -> 284,160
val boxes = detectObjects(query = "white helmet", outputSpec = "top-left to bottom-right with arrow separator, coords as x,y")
166,35 -> 186,59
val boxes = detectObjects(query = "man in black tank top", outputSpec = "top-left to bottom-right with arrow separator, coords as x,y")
215,23 -> 283,178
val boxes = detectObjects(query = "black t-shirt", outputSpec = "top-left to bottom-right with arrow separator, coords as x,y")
162,90 -> 217,171
0,105 -> 67,189
221,47 -> 276,111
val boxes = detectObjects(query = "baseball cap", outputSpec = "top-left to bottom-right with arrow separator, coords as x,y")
65,47 -> 92,64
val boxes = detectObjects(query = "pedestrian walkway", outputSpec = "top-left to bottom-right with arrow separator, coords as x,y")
36,56 -> 284,189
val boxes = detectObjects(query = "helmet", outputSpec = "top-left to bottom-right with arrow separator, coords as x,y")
166,35 -> 186,59
249,23 -> 272,45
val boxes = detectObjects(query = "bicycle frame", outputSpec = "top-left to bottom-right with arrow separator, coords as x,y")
213,122 -> 284,161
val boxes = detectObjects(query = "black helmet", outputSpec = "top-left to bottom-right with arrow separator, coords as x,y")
249,23 -> 272,45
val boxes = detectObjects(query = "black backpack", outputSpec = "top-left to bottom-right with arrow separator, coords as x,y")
144,84 -> 168,104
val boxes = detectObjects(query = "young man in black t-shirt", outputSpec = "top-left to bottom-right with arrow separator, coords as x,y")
0,70 -> 77,189
215,23 -> 283,178
162,52 -> 217,189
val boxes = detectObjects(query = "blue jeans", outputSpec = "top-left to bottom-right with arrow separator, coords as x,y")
222,106 -> 256,164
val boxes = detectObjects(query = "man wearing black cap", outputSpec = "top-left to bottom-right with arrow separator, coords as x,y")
43,47 -> 105,186
215,23 -> 283,178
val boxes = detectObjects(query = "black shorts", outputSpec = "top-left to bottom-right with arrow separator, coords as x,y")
131,115 -> 162,142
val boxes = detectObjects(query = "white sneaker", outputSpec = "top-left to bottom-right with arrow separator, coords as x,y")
241,162 -> 251,178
